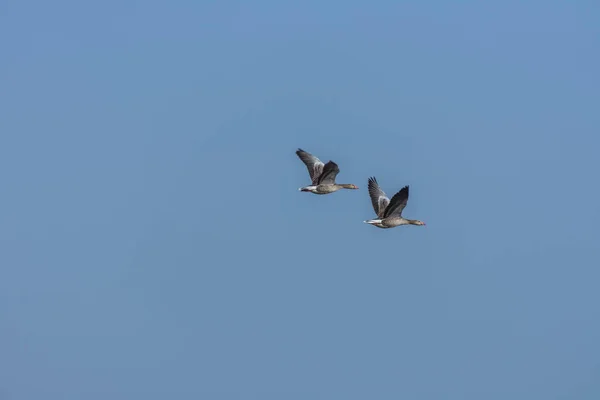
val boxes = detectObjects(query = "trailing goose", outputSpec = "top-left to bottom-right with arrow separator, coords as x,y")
295,148 -> 359,194
364,176 -> 425,228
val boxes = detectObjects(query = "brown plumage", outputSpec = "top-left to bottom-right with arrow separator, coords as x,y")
296,148 -> 359,194
364,177 -> 425,228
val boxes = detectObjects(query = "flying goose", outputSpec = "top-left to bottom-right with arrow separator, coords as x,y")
364,177 -> 425,228
295,148 -> 359,194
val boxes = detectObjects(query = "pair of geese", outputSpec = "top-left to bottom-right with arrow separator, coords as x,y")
296,149 -> 425,229
296,148 -> 426,229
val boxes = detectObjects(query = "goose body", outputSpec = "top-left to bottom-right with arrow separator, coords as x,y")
296,149 -> 359,194
364,177 -> 425,229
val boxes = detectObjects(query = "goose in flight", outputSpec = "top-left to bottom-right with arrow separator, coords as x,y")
295,148 -> 359,194
364,176 -> 425,228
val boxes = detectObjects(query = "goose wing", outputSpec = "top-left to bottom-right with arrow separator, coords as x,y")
367,177 -> 390,218
317,161 -> 340,185
296,148 -> 324,184
382,185 -> 409,218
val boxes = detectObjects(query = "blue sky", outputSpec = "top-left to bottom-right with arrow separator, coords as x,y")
1,1 -> 599,399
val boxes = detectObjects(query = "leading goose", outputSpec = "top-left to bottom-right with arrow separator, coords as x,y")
364,176 -> 425,228
296,148 -> 359,194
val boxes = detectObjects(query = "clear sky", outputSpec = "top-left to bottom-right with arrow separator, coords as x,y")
1,1 -> 599,399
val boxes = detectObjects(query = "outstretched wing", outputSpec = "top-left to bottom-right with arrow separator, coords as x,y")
317,161 -> 340,185
382,185 -> 409,218
367,177 -> 390,218
296,148 -> 324,184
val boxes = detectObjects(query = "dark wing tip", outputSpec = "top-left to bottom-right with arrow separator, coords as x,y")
382,185 -> 410,218
390,186 -> 409,201
399,185 -> 409,199
296,149 -> 312,161
325,160 -> 339,169
367,177 -> 377,191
